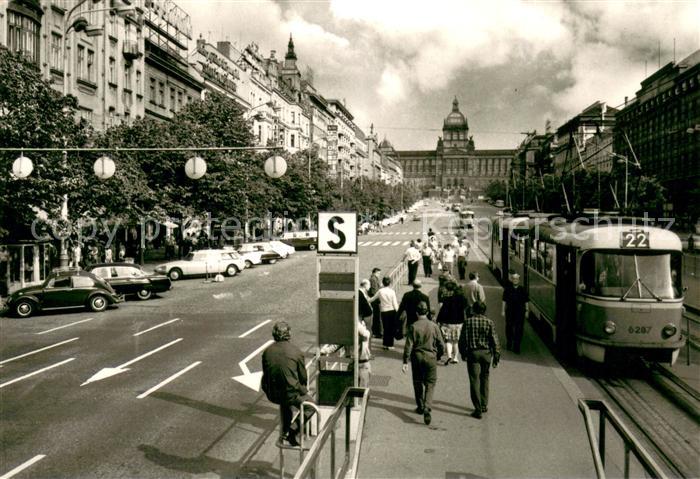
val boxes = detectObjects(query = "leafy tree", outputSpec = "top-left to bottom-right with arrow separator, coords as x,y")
0,50 -> 91,240
485,180 -> 507,202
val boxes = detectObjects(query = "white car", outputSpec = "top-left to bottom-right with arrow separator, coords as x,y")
238,243 -> 282,264
269,240 -> 295,257
154,249 -> 246,281
223,246 -> 262,268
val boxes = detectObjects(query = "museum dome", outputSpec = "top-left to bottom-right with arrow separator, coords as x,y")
444,97 -> 468,129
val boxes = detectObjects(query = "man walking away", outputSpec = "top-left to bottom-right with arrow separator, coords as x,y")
402,302 -> 445,425
441,244 -> 455,278
456,240 -> 470,281
261,321 -> 315,447
369,267 -> 383,338
421,243 -> 434,278
458,301 -> 500,419
403,241 -> 422,285
502,273 -> 528,353
463,272 -> 486,317
397,279 -> 432,327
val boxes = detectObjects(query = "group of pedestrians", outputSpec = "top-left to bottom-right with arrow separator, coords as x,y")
405,233 -> 472,282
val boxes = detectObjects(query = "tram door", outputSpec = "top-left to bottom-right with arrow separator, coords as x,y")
555,244 -> 577,358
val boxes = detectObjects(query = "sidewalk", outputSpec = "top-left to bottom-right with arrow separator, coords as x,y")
358,261 -> 596,478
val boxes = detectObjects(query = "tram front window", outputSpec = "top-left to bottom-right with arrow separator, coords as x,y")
579,251 -> 681,299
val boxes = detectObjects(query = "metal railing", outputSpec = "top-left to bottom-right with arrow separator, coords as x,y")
387,260 -> 407,289
294,387 -> 370,479
276,401 -> 322,479
577,399 -> 668,479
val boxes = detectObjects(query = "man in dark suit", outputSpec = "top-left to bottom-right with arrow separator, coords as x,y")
397,280 -> 432,326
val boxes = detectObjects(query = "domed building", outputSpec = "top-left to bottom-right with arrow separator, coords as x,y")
393,97 -> 514,197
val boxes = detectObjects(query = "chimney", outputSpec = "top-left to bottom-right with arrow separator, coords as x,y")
624,96 -> 628,106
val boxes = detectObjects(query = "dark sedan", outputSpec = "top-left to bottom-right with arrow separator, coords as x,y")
4,269 -> 122,318
86,263 -> 172,300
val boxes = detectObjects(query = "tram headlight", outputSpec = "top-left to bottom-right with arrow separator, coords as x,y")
662,324 -> 677,339
603,321 -> 616,335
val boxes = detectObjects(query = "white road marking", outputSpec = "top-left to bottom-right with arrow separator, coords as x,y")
0,455 -> 46,479
365,241 -> 378,247
137,361 -> 202,399
232,339 -> 274,391
391,241 -> 401,246
238,319 -> 271,338
0,358 -> 75,389
0,338 -> 79,366
381,241 -> 392,246
358,241 -> 368,246
402,241 -> 410,246
36,318 -> 93,335
133,318 -> 181,337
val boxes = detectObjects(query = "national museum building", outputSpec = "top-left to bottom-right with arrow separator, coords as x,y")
390,98 -> 514,197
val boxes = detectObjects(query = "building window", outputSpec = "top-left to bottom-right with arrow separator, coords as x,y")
136,70 -> 142,93
7,11 -> 40,64
87,49 -> 95,82
149,78 -> 156,103
50,33 -> 62,71
108,57 -> 116,84
124,63 -> 132,89
77,45 -> 85,79
291,134 -> 295,148
158,82 -> 165,106
258,125 -> 262,142
170,87 -> 175,111
291,111 -> 295,124
177,91 -> 183,110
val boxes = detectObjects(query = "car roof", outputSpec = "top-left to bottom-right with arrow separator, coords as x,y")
87,262 -> 141,269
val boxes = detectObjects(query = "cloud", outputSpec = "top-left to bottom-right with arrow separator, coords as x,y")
377,63 -> 408,104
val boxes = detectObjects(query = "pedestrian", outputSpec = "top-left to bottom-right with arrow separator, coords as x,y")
502,273 -> 529,353
427,228 -> 435,238
118,244 -> 126,262
397,279 -> 432,327
437,280 -> 467,364
369,276 -> 400,350
458,301 -> 500,419
104,246 -> 113,263
441,244 -> 455,277
358,279 -> 374,352
261,321 -> 316,447
403,241 -> 422,285
369,267 -> 383,338
463,271 -> 486,316
421,242 -> 434,278
402,301 -> 445,425
356,315 -> 372,388
456,240 -> 470,281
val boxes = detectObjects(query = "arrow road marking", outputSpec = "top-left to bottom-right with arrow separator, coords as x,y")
238,319 -> 271,338
36,318 -> 93,335
0,338 -> 78,366
81,338 -> 183,386
137,361 -> 201,399
133,318 -> 181,337
232,339 -> 273,391
0,454 -> 46,479
0,358 -> 75,389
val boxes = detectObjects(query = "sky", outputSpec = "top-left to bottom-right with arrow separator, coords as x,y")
183,0 -> 700,151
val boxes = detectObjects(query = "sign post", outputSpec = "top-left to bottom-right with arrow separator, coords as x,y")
316,212 -> 359,404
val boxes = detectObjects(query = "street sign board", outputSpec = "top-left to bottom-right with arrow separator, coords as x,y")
317,212 -> 357,254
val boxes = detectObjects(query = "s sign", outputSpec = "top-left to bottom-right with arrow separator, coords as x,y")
317,212 -> 357,254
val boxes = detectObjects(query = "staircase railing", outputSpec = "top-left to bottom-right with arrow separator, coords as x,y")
577,399 -> 668,479
294,387 -> 370,479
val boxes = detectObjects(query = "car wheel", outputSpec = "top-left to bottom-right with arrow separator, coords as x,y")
268,258 -> 278,265
136,288 -> 152,300
226,264 -> 239,277
15,300 -> 35,318
168,268 -> 182,281
245,260 -> 253,269
309,244 -> 316,251
88,294 -> 108,312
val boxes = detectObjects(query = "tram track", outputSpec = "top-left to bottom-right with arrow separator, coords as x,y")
594,364 -> 700,479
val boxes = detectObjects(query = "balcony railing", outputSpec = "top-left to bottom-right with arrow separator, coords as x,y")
123,39 -> 143,60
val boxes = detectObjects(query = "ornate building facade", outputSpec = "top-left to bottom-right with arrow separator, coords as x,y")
395,98 -> 514,197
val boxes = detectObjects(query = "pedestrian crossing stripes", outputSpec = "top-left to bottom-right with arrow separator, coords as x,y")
363,231 -> 458,236
357,239 -> 489,263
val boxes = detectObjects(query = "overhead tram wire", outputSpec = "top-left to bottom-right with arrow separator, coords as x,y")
366,125 -> 524,135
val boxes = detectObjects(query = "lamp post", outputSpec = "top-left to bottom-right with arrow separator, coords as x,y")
610,152 -> 641,213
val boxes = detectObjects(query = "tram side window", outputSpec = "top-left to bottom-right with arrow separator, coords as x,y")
518,237 -> 527,261
542,243 -> 555,280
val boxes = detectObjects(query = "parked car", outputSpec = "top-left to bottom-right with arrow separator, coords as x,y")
4,269 -> 122,318
86,263 -> 171,300
268,240 -> 295,258
280,231 -> 317,250
153,249 -> 246,281
237,243 -> 282,264
224,246 -> 263,268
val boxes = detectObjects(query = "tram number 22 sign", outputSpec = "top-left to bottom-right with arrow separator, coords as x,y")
318,212 -> 358,254
620,230 -> 650,249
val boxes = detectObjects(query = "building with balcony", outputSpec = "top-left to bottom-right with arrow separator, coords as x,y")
143,0 -> 202,120
308,91 -> 336,163
614,50 -> 700,221
0,0 -> 146,129
394,98 -> 512,197
328,99 -> 356,179
552,101 -> 617,176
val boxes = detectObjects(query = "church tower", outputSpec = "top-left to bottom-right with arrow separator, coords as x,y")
281,34 -> 301,93
442,97 -> 471,150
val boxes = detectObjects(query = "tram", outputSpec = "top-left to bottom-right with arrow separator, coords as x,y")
490,215 -> 685,364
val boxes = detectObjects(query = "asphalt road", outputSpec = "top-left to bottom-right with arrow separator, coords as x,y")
0,202 -> 456,479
